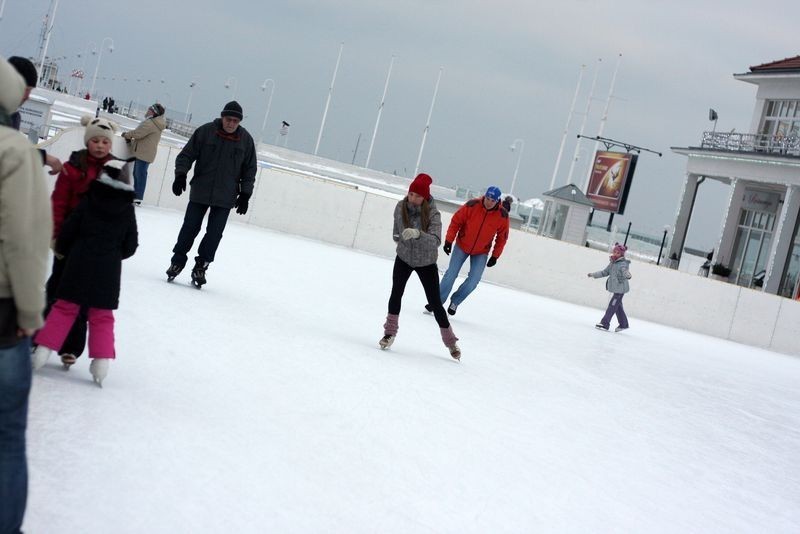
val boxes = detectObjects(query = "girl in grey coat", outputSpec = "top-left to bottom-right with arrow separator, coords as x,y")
380,174 -> 461,360
588,242 -> 632,332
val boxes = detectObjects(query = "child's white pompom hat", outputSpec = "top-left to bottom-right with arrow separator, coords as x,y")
80,115 -> 118,145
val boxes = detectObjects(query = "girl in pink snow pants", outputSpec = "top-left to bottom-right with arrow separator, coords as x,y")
32,162 -> 138,385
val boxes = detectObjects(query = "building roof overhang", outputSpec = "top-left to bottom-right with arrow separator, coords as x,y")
733,72 -> 800,85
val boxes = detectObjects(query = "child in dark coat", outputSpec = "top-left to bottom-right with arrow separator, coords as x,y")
32,161 -> 138,386
44,115 -> 119,367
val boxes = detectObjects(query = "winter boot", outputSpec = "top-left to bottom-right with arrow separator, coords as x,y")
440,326 -> 461,361
447,302 -> 458,316
60,353 -> 77,370
380,314 -> 399,349
31,345 -> 52,370
90,358 -> 109,387
191,258 -> 209,288
166,262 -> 184,281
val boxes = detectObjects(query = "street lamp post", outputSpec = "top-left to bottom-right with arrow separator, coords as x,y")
258,78 -> 275,147
185,79 -> 197,122
509,139 -> 524,197
89,37 -> 114,98
224,76 -> 238,100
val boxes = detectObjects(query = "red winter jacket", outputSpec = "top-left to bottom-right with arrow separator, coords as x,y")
51,150 -> 111,238
446,197 -> 510,258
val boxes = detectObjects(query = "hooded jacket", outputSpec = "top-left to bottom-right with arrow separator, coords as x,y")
122,114 -> 166,163
393,197 -> 442,268
0,57 -> 52,331
446,197 -> 510,258
590,256 -> 632,294
55,175 -> 138,309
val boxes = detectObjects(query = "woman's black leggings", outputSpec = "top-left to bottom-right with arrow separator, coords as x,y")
388,257 -> 450,329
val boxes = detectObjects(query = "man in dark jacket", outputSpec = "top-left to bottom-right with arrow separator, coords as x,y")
166,101 -> 257,287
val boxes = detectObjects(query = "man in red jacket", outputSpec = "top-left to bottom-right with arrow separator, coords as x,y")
433,186 -> 509,315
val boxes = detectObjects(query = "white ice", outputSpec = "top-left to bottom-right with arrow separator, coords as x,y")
25,207 -> 800,533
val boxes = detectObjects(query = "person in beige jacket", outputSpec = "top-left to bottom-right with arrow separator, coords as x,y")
121,103 -> 166,204
0,55 -> 52,534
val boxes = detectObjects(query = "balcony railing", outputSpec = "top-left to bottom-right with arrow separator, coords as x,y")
700,131 -> 800,157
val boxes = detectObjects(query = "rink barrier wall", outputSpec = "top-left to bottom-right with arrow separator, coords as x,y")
39,132 -> 800,356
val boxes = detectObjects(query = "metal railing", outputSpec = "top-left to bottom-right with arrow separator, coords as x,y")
700,131 -> 800,156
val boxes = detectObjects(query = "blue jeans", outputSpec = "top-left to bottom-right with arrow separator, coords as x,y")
439,243 -> 488,307
171,202 -> 231,267
0,337 -> 32,534
133,159 -> 150,201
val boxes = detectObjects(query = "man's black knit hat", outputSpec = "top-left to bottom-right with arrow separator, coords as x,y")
8,56 -> 38,87
221,100 -> 243,120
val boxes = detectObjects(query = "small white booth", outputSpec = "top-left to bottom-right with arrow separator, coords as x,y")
537,184 -> 593,245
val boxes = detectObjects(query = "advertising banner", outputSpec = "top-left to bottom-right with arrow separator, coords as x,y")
586,151 -> 638,213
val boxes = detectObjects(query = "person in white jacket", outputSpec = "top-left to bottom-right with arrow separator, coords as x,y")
0,55 -> 52,534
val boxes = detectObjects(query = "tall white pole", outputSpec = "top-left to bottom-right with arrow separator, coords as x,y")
509,139 -> 524,197
259,78 -> 275,146
583,53 -> 622,192
0,0 -> 7,21
365,55 -> 395,168
565,58 -> 601,186
414,67 -> 443,177
548,64 -> 585,190
89,37 -> 113,98
37,0 -> 61,86
315,41 -> 344,156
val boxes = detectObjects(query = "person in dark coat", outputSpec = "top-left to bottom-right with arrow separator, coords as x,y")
32,161 -> 138,386
166,100 -> 257,287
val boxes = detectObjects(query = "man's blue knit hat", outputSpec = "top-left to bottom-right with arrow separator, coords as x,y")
485,186 -> 502,202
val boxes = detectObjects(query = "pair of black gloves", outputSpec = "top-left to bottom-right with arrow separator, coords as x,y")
172,173 -> 250,215
442,241 -> 497,267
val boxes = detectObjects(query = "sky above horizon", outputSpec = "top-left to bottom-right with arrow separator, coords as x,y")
2,0 -> 798,249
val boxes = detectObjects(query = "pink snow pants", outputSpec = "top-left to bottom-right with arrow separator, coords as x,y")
35,300 -> 116,359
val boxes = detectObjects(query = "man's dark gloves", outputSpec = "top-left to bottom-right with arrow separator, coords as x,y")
172,173 -> 187,196
443,241 -> 452,255
235,192 -> 251,215
487,256 -> 497,268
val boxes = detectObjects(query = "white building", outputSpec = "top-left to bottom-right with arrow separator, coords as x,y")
671,55 -> 800,299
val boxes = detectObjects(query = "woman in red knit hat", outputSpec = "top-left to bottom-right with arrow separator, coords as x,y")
379,173 -> 461,360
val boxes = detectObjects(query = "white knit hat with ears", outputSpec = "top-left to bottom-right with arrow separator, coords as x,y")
80,115 -> 119,145
0,56 -> 25,115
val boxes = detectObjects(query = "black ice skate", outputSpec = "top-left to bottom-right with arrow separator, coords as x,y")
166,263 -> 184,282
191,259 -> 209,289
447,302 -> 458,316
60,353 -> 77,370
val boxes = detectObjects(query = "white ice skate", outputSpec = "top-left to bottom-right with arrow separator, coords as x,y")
89,358 -> 109,387
379,335 -> 395,350
31,346 -> 52,370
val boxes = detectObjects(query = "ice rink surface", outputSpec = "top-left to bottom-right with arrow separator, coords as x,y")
25,207 -> 800,533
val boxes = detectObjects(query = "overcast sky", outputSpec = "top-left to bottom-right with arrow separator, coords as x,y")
2,0 -> 798,249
